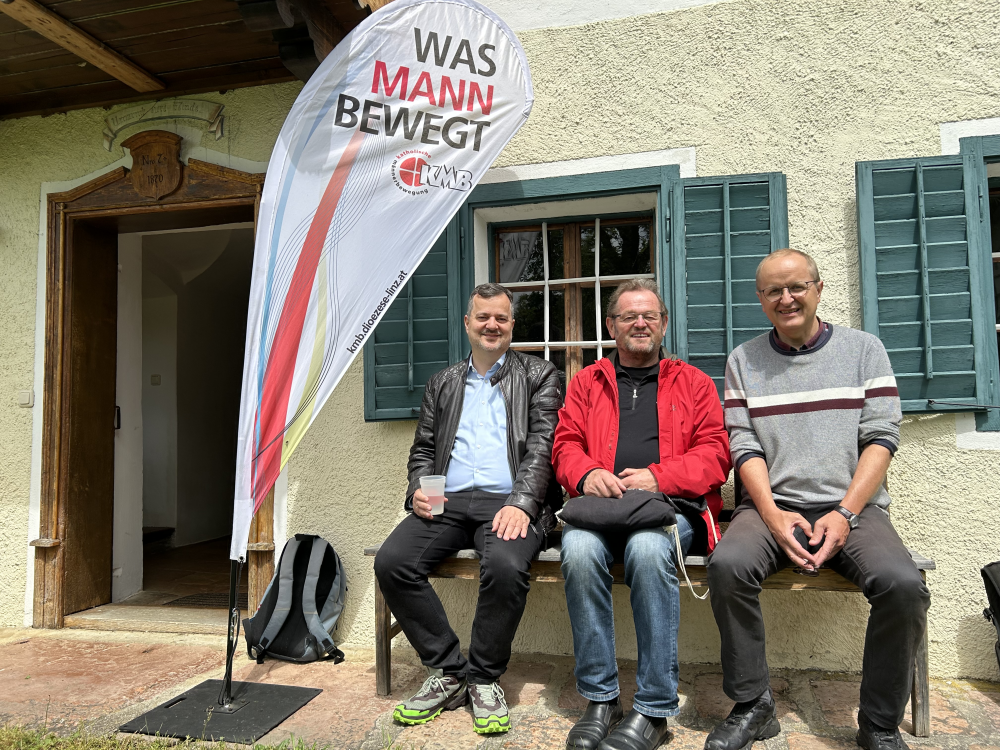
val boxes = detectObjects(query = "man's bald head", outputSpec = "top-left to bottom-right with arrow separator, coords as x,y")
756,248 -> 821,287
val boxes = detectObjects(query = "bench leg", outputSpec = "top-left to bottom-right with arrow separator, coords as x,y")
375,577 -> 392,696
910,589 -> 930,737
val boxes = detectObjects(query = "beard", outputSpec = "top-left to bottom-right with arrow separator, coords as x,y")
619,331 -> 661,354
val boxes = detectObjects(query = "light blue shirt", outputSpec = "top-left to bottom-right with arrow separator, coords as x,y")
444,353 -> 513,494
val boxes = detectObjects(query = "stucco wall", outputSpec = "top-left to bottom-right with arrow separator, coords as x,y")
1,0 -> 998,681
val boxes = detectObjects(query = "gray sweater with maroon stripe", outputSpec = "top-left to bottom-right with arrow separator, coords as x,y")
723,325 -> 902,512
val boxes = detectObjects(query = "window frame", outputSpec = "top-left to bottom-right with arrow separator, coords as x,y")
959,135 -> 1000,431
459,166 -> 681,356
489,212 -> 658,380
856,151 -> 1000,430
362,165 -> 791,419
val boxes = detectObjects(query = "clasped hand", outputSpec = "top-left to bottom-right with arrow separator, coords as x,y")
582,467 -> 658,498
762,508 -> 851,571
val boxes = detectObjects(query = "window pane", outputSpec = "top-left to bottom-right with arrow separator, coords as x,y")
600,222 -> 652,276
583,348 -> 599,368
580,285 -> 598,341
549,288 -> 565,342
600,285 -> 614,323
511,290 -> 544,343
498,231 -> 544,283
548,228 -> 565,281
580,226 -> 595,277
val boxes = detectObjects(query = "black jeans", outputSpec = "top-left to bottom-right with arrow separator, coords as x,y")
706,503 -> 930,728
373,491 -> 544,684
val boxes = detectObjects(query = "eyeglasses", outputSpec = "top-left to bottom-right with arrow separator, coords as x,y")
758,280 -> 820,302
611,311 -> 664,325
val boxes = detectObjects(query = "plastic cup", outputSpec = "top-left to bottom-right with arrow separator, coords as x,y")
420,475 -> 447,515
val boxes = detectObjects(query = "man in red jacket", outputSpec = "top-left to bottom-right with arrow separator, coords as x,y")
552,279 -> 731,750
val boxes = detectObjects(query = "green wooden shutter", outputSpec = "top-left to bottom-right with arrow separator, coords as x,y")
856,155 -> 997,415
363,222 -> 460,420
670,173 -> 789,397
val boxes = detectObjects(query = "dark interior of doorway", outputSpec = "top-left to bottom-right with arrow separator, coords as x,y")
126,226 -> 254,611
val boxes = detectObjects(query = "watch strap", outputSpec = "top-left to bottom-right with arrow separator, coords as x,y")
835,505 -> 858,526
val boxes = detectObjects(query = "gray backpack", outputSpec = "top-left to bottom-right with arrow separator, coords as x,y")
243,534 -> 346,664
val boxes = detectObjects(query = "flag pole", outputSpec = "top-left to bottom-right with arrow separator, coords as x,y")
221,558 -> 241,707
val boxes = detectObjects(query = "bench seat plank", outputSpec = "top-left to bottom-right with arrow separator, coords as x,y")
363,543 -> 935,581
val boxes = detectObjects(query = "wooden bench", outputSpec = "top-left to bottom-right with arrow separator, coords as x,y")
363,513 -> 934,735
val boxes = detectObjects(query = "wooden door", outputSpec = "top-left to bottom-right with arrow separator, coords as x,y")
61,220 -> 118,615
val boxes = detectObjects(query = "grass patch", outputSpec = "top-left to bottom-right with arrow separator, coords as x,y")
0,727 -> 336,750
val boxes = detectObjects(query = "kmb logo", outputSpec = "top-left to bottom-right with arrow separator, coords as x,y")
391,150 -> 473,195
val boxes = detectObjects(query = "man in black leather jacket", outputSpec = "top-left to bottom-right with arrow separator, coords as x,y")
374,282 -> 561,736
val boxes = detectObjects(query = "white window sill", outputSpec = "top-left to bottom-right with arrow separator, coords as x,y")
955,413 -> 1000,450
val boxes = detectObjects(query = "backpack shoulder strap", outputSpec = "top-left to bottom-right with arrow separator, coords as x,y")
255,538 -> 301,657
302,537 -> 345,663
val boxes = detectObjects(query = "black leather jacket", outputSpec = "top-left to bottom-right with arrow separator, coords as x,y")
406,349 -> 564,535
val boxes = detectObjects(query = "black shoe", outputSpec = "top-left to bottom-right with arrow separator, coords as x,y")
856,710 -> 910,750
704,688 -> 781,750
567,698 -> 624,750
598,709 -> 670,750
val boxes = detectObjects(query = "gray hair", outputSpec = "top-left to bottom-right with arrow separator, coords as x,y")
467,282 -> 514,316
755,248 -> 821,287
606,278 -> 668,317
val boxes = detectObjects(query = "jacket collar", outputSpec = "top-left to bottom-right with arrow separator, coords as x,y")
490,349 -> 522,386
596,348 -> 679,390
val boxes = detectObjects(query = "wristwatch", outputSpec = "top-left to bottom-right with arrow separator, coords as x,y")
834,505 -> 859,529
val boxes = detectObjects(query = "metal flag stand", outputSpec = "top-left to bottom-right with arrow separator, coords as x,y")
118,559 -> 322,745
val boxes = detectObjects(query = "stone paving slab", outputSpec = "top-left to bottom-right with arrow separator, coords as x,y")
0,629 -> 225,732
0,628 -> 997,750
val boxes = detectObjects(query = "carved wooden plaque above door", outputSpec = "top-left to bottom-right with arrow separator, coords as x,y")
121,130 -> 182,200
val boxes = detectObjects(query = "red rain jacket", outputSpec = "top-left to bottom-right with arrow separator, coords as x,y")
552,356 -> 732,552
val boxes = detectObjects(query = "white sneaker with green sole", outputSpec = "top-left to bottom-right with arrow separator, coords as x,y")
469,682 -> 510,734
392,674 -> 468,725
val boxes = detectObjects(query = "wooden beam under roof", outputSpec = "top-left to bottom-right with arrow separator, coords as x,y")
0,0 -> 165,92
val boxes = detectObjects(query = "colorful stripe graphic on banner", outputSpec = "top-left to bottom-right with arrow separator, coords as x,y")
231,0 -> 533,560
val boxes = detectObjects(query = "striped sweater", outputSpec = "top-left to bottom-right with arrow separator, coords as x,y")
724,325 -> 902,511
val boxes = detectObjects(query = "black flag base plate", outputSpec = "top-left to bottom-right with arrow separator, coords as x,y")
119,679 -> 321,745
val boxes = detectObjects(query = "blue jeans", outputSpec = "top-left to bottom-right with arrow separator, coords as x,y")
561,515 -> 694,717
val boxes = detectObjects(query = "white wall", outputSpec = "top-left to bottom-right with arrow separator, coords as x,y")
142,286 -> 178,531
112,235 -> 144,602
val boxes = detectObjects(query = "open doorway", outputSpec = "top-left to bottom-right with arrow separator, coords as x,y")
34,155 -> 273,630
111,226 -> 254,613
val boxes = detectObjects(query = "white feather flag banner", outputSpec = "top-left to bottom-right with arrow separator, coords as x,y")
231,0 -> 533,560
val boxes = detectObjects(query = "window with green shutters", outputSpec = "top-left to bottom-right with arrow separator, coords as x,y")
362,167 -> 792,419
670,173 -> 790,397
363,222 -> 461,420
856,154 -> 1000,427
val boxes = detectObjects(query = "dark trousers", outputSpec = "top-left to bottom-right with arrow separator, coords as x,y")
373,491 -> 544,684
706,504 -> 930,728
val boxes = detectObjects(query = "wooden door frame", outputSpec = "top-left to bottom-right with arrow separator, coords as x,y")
33,157 -> 273,627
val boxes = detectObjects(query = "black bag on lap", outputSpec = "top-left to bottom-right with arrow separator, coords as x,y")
982,561 -> 1000,672
557,489 -> 705,532
243,533 -> 346,664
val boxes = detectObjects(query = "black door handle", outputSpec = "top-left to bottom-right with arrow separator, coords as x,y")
115,405 -> 121,430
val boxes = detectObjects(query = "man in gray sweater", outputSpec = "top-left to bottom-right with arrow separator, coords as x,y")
705,249 -> 930,750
